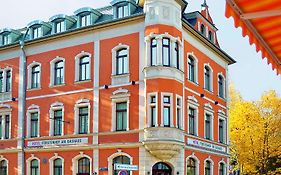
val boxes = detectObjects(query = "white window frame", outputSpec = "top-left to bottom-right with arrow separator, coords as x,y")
111,89 -> 130,131
187,96 -> 199,136
54,20 -> 66,33
0,106 -> 12,140
0,156 -> 8,175
0,67 -> 12,93
49,102 -> 64,136
204,63 -> 213,92
75,51 -> 92,82
74,99 -> 91,134
186,154 -> 200,175
204,103 -> 214,140
218,160 -> 227,175
204,158 -> 214,175
218,111 -> 227,144
32,25 -> 42,39
26,104 -> 40,138
49,154 -> 64,175
161,92 -> 173,127
147,92 -> 158,127
107,151 -> 133,175
27,62 -> 41,89
72,152 -> 92,175
26,155 -> 40,175
217,73 -> 226,99
79,13 -> 91,27
176,94 -> 183,129
111,44 -> 130,85
187,53 -> 199,84
50,56 -> 65,87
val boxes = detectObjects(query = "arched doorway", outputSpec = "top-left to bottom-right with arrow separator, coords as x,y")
152,162 -> 172,175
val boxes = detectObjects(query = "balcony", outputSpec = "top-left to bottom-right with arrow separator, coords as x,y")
142,127 -> 185,160
0,92 -> 11,102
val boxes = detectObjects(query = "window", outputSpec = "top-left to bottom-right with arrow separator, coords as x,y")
204,66 -> 211,91
0,160 -> 7,175
149,94 -> 157,127
30,112 -> 39,138
0,113 -> 10,139
113,156 -> 130,175
53,110 -> 62,136
205,161 -> 211,175
79,56 -> 90,81
0,116 -> 2,139
208,31 -> 213,42
174,42 -> 180,69
78,157 -> 90,175
162,38 -> 170,66
187,158 -> 196,175
117,5 -> 129,18
188,56 -> 195,82
32,26 -> 42,39
176,96 -> 182,129
116,102 -> 127,131
2,33 -> 9,45
0,71 -> 3,92
78,107 -> 88,134
188,108 -> 196,135
219,163 -> 225,175
80,13 -> 91,27
205,114 -> 212,140
55,20 -> 65,33
5,70 -> 11,92
218,75 -> 224,98
200,24 -> 206,36
54,60 -> 64,85
163,96 -> 171,127
151,38 -> 157,66
53,158 -> 62,175
31,159 -> 39,175
219,118 -> 226,144
31,65 -> 40,89
116,49 -> 128,75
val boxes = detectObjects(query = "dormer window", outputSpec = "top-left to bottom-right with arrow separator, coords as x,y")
2,33 -> 9,45
117,5 -> 129,18
55,20 -> 65,33
80,13 -> 91,27
74,7 -> 101,28
200,24 -> 206,36
32,26 -> 42,39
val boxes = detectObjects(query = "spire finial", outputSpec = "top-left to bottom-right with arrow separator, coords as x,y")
201,0 -> 208,9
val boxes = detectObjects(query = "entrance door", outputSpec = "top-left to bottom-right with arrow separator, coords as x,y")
152,162 -> 172,175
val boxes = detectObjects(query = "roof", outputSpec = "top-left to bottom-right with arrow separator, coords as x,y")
225,0 -> 281,75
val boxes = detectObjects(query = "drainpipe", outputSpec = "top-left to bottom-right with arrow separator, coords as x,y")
18,29 -> 28,175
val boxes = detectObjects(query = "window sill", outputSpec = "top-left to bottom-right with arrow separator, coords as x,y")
74,79 -> 92,84
143,66 -> 184,83
111,73 -> 130,85
187,79 -> 199,86
27,87 -> 41,91
203,88 -> 213,94
218,95 -> 226,101
49,83 -> 65,88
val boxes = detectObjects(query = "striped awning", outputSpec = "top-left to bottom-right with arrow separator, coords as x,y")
225,0 -> 281,75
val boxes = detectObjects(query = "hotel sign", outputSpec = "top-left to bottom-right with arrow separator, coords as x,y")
27,138 -> 88,147
114,164 -> 138,171
187,138 -> 226,152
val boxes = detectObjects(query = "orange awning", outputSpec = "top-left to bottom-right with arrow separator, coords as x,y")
225,0 -> 281,75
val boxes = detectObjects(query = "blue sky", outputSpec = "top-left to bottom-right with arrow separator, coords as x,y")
0,0 -> 280,101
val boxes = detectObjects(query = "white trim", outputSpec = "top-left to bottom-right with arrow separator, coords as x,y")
0,111 -> 11,140
0,155 -> 9,175
187,103 -> 199,136
187,52 -> 199,84
147,92 -> 158,127
74,99 -> 91,134
204,158 -> 214,175
160,92 -> 173,127
49,153 -> 64,175
26,155 -> 40,175
204,63 -> 213,92
50,56 -> 65,87
74,51 -> 92,82
26,105 -> 40,138
27,62 -> 41,89
49,102 -> 64,136
186,154 -> 200,175
176,94 -> 183,129
218,160 -> 227,175
218,116 -> 227,144
107,151 -> 133,175
72,152 -> 92,175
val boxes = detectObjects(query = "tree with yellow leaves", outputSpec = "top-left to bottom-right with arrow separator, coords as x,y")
229,86 -> 281,175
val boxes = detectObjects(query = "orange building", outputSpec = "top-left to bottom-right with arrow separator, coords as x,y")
0,0 -> 235,175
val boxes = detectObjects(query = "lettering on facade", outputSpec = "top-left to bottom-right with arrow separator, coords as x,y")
187,138 -> 226,152
114,164 -> 138,171
27,138 -> 88,147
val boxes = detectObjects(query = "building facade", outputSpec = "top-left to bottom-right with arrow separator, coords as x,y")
0,0 -> 235,175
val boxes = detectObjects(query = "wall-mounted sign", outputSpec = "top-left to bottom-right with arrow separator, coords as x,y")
187,138 -> 226,152
114,164 -> 138,171
118,170 -> 128,175
27,138 -> 88,147
99,167 -> 108,171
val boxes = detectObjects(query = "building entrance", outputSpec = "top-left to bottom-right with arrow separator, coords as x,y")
152,162 -> 172,175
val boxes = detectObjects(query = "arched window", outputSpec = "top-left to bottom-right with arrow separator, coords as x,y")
204,66 -> 211,91
53,158 -> 62,175
113,156 -> 130,175
116,49 -> 128,75
152,162 -> 172,175
31,65 -> 40,89
187,158 -> 196,175
54,60 -> 64,85
174,42 -> 180,69
79,56 -> 90,81
78,157 -> 90,175
31,159 -> 39,175
5,70 -> 11,92
219,162 -> 225,175
162,38 -> 171,66
188,56 -> 195,82
205,160 -> 211,175
0,160 -> 7,175
200,24 -> 206,36
218,75 -> 224,98
151,38 -> 157,66
208,31 -> 213,42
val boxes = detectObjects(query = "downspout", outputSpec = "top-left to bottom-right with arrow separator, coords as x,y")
18,29 -> 28,175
